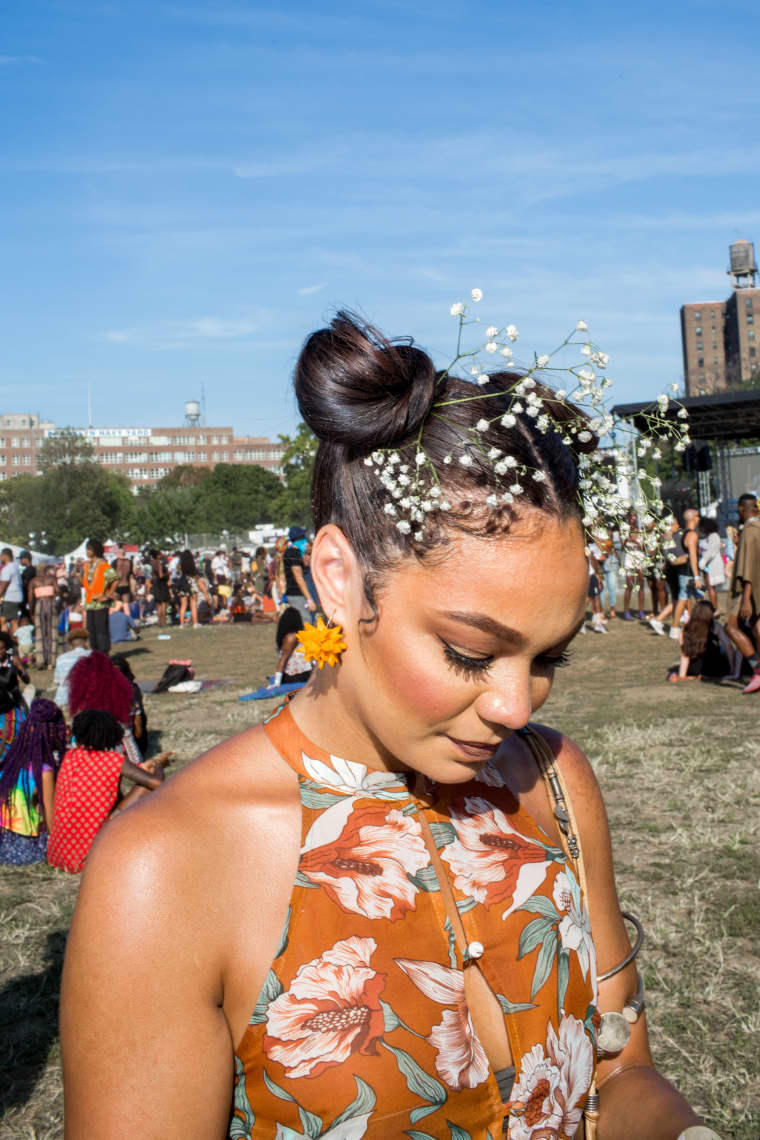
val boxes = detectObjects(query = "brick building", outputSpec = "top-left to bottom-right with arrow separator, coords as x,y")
0,413 -> 285,488
681,240 -> 759,396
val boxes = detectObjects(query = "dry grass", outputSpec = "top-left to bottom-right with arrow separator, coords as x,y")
1,617 -> 758,1138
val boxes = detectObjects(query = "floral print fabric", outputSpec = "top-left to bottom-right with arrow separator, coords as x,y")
231,705 -> 596,1140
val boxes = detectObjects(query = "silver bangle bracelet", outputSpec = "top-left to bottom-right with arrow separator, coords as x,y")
597,911 -> 644,982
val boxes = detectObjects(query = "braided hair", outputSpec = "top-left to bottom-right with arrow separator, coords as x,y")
0,698 -> 67,816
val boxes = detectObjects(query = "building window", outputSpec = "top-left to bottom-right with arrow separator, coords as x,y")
197,435 -> 206,444
749,331 -> 755,340
694,310 -> 701,319
220,435 -> 229,444
746,298 -> 753,308
695,327 -> 702,335
750,347 -> 756,357
697,357 -> 704,367
747,315 -> 754,324
12,456 -> 21,466
11,438 -> 20,448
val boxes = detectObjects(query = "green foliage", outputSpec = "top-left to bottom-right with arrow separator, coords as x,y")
0,462 -> 134,554
37,429 -> 94,472
272,423 -> 317,527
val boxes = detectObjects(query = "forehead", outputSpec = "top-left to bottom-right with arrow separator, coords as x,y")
385,514 -> 588,631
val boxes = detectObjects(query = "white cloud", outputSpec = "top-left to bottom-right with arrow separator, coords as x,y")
297,283 -> 326,296
104,314 -> 261,349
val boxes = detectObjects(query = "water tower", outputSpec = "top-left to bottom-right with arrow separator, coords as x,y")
728,239 -> 758,289
184,400 -> 201,426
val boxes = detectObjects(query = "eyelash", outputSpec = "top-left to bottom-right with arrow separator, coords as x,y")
441,641 -> 572,679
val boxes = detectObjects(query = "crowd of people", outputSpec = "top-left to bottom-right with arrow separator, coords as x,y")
583,494 -> 760,691
0,494 -> 757,878
0,523 -> 324,871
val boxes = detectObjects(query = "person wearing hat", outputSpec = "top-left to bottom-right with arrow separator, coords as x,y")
53,627 -> 91,712
283,525 -> 317,623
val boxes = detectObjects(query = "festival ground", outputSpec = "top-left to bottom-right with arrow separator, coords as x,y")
1,620 -> 758,1139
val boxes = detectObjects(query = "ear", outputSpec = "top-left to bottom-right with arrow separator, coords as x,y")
309,525 -> 361,623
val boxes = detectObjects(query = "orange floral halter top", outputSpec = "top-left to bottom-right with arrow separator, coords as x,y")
231,704 -> 597,1140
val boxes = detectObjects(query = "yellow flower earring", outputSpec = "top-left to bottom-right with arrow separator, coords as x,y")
297,613 -> 347,669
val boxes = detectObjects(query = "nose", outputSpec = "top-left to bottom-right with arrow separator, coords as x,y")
474,671 -> 534,732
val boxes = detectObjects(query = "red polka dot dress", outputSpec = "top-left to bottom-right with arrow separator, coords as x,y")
47,746 -> 125,874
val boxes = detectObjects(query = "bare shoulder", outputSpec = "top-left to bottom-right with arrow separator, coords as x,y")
70,719 -> 302,1011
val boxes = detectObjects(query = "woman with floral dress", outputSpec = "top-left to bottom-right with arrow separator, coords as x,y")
62,312 -> 709,1139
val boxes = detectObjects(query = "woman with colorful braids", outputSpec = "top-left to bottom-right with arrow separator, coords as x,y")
0,697 -> 66,865
61,308 -> 711,1139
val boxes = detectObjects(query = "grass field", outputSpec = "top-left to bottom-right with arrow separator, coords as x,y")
1,616 -> 758,1138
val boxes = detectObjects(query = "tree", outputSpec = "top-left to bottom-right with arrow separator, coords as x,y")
38,429 -> 94,472
0,463 -> 134,554
272,424 -> 317,527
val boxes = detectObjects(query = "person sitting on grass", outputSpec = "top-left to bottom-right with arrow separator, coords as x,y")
668,600 -> 741,683
53,627 -> 91,714
268,605 -> 314,689
47,710 -> 168,874
68,650 -> 162,769
109,654 -> 149,758
0,698 -> 67,865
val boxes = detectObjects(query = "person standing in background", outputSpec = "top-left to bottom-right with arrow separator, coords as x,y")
725,493 -> 760,693
82,540 -> 118,654
282,526 -> 318,622
114,548 -> 134,615
698,517 -> 725,612
19,550 -> 36,622
0,549 -> 25,634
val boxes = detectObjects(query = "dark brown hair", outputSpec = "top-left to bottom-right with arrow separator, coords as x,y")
681,600 -> 715,661
294,312 -> 589,604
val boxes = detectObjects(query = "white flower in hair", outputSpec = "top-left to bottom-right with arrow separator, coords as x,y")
486,493 -> 499,508
485,342 -> 498,354
486,326 -> 499,337
506,324 -> 519,341
471,288 -> 483,302
501,413 -> 516,427
396,520 -> 411,534
532,470 -> 547,482
536,354 -> 550,368
477,374 -> 489,386
576,320 -> 588,331
459,454 -> 473,466
415,451 -> 426,465
510,483 -> 524,494
476,418 -> 490,432
450,302 -> 465,317
500,347 -> 512,358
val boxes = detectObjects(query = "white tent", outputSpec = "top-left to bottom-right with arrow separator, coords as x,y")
0,541 -> 51,564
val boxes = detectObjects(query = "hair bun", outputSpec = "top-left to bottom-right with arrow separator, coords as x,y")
294,311 -> 436,452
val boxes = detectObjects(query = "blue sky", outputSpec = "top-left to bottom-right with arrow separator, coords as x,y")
2,0 -> 759,439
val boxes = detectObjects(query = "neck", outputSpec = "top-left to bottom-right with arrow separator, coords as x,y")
289,673 -> 410,776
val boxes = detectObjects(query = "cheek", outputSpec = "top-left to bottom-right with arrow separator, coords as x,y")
361,627 -> 466,725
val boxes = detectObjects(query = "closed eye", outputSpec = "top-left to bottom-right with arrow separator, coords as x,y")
440,639 -> 494,678
534,651 -> 572,669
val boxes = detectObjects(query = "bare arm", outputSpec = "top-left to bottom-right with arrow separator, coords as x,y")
539,729 -> 702,1139
41,767 -> 55,830
276,631 -> 299,677
60,726 -> 301,1138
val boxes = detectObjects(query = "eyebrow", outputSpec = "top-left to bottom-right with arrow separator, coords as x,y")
438,610 -> 528,646
439,610 -> 586,652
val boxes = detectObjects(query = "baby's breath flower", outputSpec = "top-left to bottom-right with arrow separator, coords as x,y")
396,520 -> 411,534
459,454 -> 473,467
477,374 -> 489,386
502,491 -> 514,504
536,354 -> 550,368
488,447 -> 501,459
414,530 -> 424,540
471,288 -> 483,302
415,451 -> 426,466
501,413 -> 516,428
576,320 -> 588,331
363,456 -> 374,466
577,430 -> 593,442
511,401 -> 524,413
486,493 -> 499,508
532,470 -> 547,482
476,418 -> 490,432
443,454 -> 452,465
500,346 -> 512,358
470,366 -> 480,376
555,388 -> 567,399
450,302 -> 465,317
510,483 -> 524,495
397,473 -> 411,486
486,325 -> 499,337
677,407 -> 688,419
580,344 -> 591,356
384,503 -> 397,516
485,341 -> 498,354
670,382 -> 679,393
440,499 -> 451,511
506,324 -> 519,341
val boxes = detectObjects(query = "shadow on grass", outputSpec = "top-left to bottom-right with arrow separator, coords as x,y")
0,929 -> 66,1117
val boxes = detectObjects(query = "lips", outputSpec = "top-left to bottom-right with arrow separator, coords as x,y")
446,736 -> 501,761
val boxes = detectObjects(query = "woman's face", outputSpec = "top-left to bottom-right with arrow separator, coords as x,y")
334,511 -> 589,783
